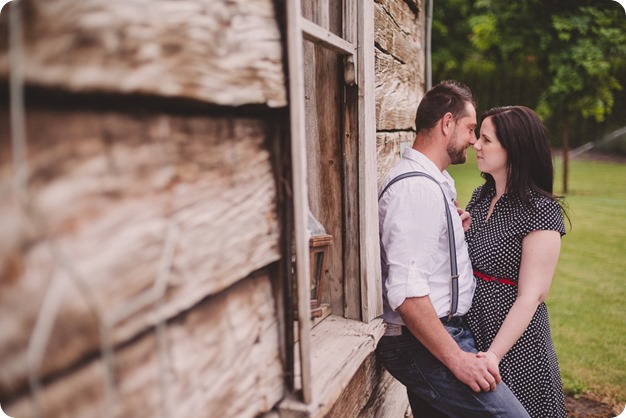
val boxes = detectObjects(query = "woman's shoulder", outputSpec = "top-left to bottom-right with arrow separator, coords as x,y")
528,189 -> 562,212
525,189 -> 566,234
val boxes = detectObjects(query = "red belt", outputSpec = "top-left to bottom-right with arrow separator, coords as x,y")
473,270 -> 518,286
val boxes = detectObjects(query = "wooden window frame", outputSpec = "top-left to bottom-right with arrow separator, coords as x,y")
285,0 -> 381,404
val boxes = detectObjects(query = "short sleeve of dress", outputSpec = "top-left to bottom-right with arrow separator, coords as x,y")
526,196 -> 566,237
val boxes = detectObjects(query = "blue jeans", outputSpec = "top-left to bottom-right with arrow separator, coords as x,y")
376,318 -> 530,418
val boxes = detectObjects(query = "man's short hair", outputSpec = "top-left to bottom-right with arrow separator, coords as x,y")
414,80 -> 477,133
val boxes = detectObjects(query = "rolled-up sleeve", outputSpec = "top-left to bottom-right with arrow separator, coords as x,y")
380,179 -> 444,311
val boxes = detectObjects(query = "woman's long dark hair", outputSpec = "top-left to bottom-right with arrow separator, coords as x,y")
479,106 -> 568,217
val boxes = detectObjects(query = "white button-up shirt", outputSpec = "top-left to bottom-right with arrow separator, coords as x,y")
379,148 -> 475,324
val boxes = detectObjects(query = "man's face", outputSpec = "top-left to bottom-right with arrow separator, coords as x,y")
447,102 -> 477,165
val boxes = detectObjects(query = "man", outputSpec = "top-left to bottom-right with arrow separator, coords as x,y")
376,80 -> 529,417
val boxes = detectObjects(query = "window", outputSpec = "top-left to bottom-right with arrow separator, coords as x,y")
285,0 -> 382,404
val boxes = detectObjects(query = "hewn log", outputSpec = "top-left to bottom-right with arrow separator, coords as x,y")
0,109 -> 280,398
404,0 -> 420,12
376,131 -> 416,187
374,48 -> 421,131
4,272 -> 284,418
375,0 -> 420,15
374,0 -> 423,132
374,1 -> 420,65
326,353 -> 409,418
0,0 -> 286,107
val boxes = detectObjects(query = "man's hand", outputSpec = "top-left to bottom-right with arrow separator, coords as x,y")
448,351 -> 502,392
454,200 -> 472,232
398,297 -> 500,393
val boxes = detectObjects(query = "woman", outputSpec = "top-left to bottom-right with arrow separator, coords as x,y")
464,106 -> 568,418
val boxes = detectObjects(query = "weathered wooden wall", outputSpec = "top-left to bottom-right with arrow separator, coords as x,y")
0,0 -> 423,416
303,42 -> 347,316
295,0 -> 423,415
326,354 -> 410,418
4,271 -> 284,418
0,107 -> 282,393
0,0 -> 287,417
0,0 -> 286,107
374,0 -> 423,186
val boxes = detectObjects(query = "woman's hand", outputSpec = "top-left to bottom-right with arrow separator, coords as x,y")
477,350 -> 500,365
455,200 -> 472,232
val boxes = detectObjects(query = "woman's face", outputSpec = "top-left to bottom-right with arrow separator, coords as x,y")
474,117 -> 508,178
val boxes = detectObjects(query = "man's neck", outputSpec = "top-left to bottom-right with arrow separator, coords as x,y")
413,134 -> 448,172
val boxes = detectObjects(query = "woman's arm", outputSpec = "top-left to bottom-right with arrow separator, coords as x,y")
482,230 -> 562,362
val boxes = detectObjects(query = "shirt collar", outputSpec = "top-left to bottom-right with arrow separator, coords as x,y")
402,147 -> 454,187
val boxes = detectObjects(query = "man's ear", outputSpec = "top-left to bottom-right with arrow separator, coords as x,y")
441,112 -> 454,136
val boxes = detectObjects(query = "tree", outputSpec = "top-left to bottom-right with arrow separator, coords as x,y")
431,0 -> 479,75
468,0 -> 626,193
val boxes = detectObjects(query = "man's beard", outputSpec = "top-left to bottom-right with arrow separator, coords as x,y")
447,133 -> 467,165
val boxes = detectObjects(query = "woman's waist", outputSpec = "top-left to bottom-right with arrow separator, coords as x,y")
473,269 -> 518,286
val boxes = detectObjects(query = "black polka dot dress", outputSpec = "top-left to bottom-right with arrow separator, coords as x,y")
464,185 -> 567,418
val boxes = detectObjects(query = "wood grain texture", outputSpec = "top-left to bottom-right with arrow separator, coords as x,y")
376,0 -> 421,36
284,316 -> 385,418
0,109 -> 280,398
374,47 -> 421,132
279,316 -> 388,418
325,354 -> 409,418
376,131 -> 416,187
358,0 -> 384,323
374,1 -> 420,66
342,85 -> 361,321
0,0 -> 286,107
365,371 -> 411,418
303,42 -> 345,317
4,272 -> 284,418
374,0 -> 423,131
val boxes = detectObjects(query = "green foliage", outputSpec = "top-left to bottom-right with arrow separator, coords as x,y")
432,0 -> 626,150
539,5 -> 626,122
432,0 -> 480,73
468,13 -> 498,51
468,0 -> 626,123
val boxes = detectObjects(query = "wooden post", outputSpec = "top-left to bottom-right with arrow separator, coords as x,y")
286,0 -> 313,404
358,0 -> 383,323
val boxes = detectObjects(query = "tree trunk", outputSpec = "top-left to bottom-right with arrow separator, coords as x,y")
562,110 -> 569,194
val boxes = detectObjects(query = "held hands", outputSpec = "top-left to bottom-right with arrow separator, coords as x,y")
477,350 -> 500,366
454,200 -> 472,232
449,351 -> 502,393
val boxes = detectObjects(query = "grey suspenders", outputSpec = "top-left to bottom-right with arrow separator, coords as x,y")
378,171 -> 459,319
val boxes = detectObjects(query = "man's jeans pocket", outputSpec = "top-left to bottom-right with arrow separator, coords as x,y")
376,336 -> 441,401
445,325 -> 477,353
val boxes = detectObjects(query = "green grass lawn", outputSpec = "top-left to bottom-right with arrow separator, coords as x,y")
449,151 -> 626,406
